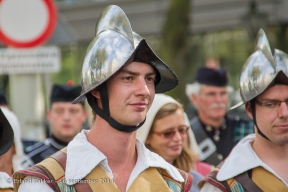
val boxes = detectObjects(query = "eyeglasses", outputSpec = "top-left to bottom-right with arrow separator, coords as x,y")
152,126 -> 189,139
255,100 -> 288,111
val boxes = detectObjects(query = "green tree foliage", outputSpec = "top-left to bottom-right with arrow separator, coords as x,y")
159,0 -> 191,104
51,43 -> 87,85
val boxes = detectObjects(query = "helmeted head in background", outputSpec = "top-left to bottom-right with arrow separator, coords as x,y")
72,5 -> 178,133
0,108 -> 18,179
231,29 -> 288,141
137,94 -> 200,167
185,66 -> 233,120
1,107 -> 23,172
0,108 -> 14,156
47,82 -> 87,143
0,90 -> 23,172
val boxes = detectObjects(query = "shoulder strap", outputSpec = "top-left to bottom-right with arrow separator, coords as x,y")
50,148 -> 93,192
190,117 -> 221,165
235,172 -> 263,192
0,188 -> 14,192
177,169 -> 193,192
198,161 -> 232,192
13,159 -> 61,192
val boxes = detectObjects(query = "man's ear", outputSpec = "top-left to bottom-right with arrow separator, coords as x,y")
191,94 -> 198,106
245,102 -> 253,119
46,110 -> 52,121
91,88 -> 100,99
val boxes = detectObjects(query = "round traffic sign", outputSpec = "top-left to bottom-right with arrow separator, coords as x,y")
0,0 -> 57,48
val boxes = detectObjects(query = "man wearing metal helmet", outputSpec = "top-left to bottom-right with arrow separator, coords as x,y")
186,67 -> 254,166
199,29 -> 288,191
13,5 -> 192,192
0,108 -> 15,192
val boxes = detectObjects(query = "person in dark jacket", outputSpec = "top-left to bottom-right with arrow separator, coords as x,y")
185,66 -> 254,166
22,83 -> 87,167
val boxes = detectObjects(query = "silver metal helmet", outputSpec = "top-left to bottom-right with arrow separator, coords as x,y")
73,5 -> 178,104
231,29 -> 288,110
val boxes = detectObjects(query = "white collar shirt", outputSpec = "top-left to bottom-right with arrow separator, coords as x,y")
200,134 -> 288,192
19,130 -> 183,192
0,172 -> 13,189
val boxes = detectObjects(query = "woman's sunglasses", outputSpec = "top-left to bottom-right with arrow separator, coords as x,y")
152,125 -> 189,139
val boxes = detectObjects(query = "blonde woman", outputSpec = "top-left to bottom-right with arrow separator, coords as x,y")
137,94 -> 213,192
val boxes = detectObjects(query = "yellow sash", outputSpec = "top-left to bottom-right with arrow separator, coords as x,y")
0,188 -> 13,192
84,166 -> 172,192
13,147 -> 179,192
252,167 -> 288,192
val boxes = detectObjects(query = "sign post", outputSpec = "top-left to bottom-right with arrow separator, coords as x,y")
0,0 -> 58,140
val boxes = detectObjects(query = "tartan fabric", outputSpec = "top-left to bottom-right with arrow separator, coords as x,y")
233,120 -> 254,145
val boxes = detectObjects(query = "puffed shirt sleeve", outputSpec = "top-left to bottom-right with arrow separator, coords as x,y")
18,176 -> 54,192
200,182 -> 223,192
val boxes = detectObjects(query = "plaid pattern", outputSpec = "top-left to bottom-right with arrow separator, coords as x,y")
233,120 -> 254,145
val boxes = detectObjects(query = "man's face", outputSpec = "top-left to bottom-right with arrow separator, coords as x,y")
47,102 -> 87,142
106,61 -> 156,126
247,84 -> 288,145
192,85 -> 228,120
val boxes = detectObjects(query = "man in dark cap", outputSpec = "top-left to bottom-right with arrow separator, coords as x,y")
185,66 -> 254,166
0,108 -> 15,192
22,83 -> 88,167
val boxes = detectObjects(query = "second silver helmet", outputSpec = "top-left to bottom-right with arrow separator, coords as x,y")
231,29 -> 288,109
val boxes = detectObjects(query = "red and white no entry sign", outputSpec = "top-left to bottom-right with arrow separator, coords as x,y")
0,0 -> 57,48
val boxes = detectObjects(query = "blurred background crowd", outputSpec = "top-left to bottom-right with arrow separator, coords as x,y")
0,0 -> 287,191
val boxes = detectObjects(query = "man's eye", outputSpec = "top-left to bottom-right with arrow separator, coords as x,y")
55,109 -> 64,114
207,93 -> 215,97
70,109 -> 78,114
146,77 -> 155,83
264,102 -> 276,108
123,77 -> 133,81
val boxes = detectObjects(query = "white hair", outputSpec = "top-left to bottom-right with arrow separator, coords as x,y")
185,82 -> 234,105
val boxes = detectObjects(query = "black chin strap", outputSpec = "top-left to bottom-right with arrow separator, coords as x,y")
86,82 -> 145,132
250,100 -> 270,141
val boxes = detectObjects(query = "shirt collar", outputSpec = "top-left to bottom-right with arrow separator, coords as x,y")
217,134 -> 280,181
65,130 -> 183,186
0,172 -> 13,189
49,134 -> 68,150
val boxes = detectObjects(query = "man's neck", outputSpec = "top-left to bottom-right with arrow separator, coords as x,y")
87,118 -> 137,169
198,112 -> 224,130
87,118 -> 138,192
252,135 -> 288,182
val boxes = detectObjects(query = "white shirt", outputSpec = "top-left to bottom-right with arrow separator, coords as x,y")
201,134 -> 288,191
19,130 -> 184,192
0,172 -> 13,189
